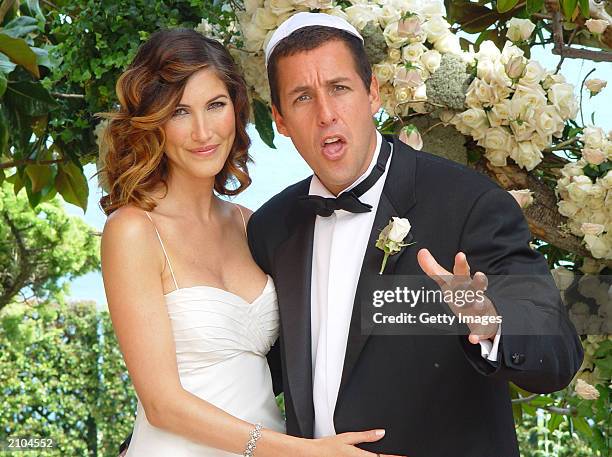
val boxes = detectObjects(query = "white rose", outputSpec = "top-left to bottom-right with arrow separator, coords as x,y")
513,83 -> 547,109
586,18 -> 608,34
487,100 -> 512,127
585,78 -> 607,95
510,118 -> 536,143
535,105 -> 564,138
395,86 -> 411,103
399,125 -> 423,150
253,7 -> 278,30
265,0 -> 294,16
542,72 -> 566,90
557,200 -> 580,218
508,189 -> 534,208
485,149 -> 509,166
460,108 -> 489,131
561,160 -> 586,178
566,175 -> 594,203
394,66 -> 424,88
322,6 -> 350,21
520,61 -> 546,86
374,62 -> 398,85
576,374 -> 603,399
583,147 -> 607,165
551,266 -> 575,290
480,126 -> 513,151
476,59 -> 498,85
241,22 -> 268,52
548,83 -> 578,119
421,1 -> 446,18
413,83 -> 427,101
396,15 -> 423,39
500,41 -> 525,64
293,0 -> 333,8
507,18 -> 536,42
605,141 -> 612,160
584,234 -> 610,259
384,21 -> 410,49
422,16 -> 450,43
583,127 -> 606,149
420,49 -> 441,74
505,56 -> 526,80
510,141 -> 543,171
434,32 -> 462,54
378,4 -> 401,28
244,0 -> 260,14
403,42 -> 427,62
388,217 -> 412,242
475,41 -> 502,62
345,4 -> 379,30
388,47 -> 402,63
601,170 -> 612,189
581,223 -> 605,236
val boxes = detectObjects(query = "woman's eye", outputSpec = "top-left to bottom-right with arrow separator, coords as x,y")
173,108 -> 188,116
208,101 -> 226,110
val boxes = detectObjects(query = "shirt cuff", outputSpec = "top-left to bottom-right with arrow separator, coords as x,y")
478,324 -> 501,362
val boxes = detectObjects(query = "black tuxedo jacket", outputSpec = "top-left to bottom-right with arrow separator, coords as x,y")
247,135 -> 583,457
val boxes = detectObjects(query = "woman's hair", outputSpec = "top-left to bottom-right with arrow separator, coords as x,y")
98,28 -> 251,215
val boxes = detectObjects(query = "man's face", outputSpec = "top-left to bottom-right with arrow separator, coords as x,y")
271,40 -> 381,195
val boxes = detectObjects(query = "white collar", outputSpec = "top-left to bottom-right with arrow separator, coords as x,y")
309,131 -> 383,198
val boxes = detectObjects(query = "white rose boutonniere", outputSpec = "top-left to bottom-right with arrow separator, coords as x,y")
375,217 -> 415,274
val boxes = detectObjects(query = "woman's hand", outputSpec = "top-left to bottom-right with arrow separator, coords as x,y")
305,429 -> 406,457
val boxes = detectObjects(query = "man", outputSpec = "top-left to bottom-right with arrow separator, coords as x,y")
247,12 -> 583,457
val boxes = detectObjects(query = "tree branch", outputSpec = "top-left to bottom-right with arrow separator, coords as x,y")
51,92 -> 86,99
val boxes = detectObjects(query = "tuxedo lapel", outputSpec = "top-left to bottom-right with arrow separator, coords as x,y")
274,207 -> 316,438
336,136 -> 418,405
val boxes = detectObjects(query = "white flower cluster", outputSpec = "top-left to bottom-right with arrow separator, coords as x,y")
451,41 -> 578,171
230,0 -> 464,112
556,127 -> 612,260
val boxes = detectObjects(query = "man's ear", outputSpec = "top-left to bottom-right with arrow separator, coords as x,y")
271,104 -> 289,137
369,74 -> 382,115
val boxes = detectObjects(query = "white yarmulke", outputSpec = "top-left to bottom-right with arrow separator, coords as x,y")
264,12 -> 364,66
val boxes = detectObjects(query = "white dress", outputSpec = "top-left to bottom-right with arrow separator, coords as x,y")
125,212 -> 285,456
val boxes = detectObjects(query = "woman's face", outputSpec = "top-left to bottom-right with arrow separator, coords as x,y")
163,68 -> 236,181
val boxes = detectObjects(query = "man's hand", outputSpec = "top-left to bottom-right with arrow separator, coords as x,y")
417,249 -> 499,344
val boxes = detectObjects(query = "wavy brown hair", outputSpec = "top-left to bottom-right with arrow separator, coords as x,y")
98,28 -> 251,215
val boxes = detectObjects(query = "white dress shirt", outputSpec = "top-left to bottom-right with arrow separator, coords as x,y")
309,132 -> 501,438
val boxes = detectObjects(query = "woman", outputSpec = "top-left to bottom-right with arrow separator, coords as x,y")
99,29 -> 392,457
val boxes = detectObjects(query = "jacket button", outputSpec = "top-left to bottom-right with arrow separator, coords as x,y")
511,353 -> 525,365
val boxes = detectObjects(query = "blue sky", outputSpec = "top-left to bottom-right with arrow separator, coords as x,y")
64,43 -> 612,308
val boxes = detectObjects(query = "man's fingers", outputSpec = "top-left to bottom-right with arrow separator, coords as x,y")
417,249 -> 450,286
337,429 -> 386,445
453,252 -> 470,277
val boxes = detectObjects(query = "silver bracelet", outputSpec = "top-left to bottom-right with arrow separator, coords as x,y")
243,423 -> 263,457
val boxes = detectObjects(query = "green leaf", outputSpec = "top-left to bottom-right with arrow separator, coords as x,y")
253,98 -> 276,149
453,4 -> 499,33
571,416 -> 593,437
24,0 -> 46,27
0,52 -> 16,73
497,0 -> 520,13
31,47 -> 52,70
25,164 -> 52,193
561,0 -> 578,19
526,0 -> 545,15
55,162 -> 88,211
5,81 -> 58,117
2,16 -> 39,38
548,412 -> 564,432
0,70 -> 6,97
0,108 -> 7,154
578,0 -> 590,18
583,164 -> 600,179
0,33 -> 39,78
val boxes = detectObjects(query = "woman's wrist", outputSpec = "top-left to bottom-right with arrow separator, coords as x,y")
256,429 -> 313,457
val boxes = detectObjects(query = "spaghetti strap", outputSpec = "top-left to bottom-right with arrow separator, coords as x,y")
144,211 -> 179,291
234,204 -> 247,237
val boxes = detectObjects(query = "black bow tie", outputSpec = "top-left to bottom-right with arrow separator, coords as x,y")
297,138 -> 391,218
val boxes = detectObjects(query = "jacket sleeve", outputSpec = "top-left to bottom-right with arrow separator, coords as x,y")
457,187 -> 583,393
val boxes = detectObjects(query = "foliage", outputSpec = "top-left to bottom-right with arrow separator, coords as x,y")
0,0 -> 230,210
0,300 -> 137,456
0,181 -> 99,310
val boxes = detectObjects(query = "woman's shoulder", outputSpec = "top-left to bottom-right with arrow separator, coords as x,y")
102,205 -> 160,253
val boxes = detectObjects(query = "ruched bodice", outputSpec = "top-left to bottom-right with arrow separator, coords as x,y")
125,276 -> 285,457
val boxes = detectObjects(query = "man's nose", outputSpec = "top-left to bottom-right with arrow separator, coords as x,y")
316,95 -> 338,127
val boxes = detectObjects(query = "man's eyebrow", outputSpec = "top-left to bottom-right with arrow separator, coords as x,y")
287,78 -> 352,96
176,94 -> 228,107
